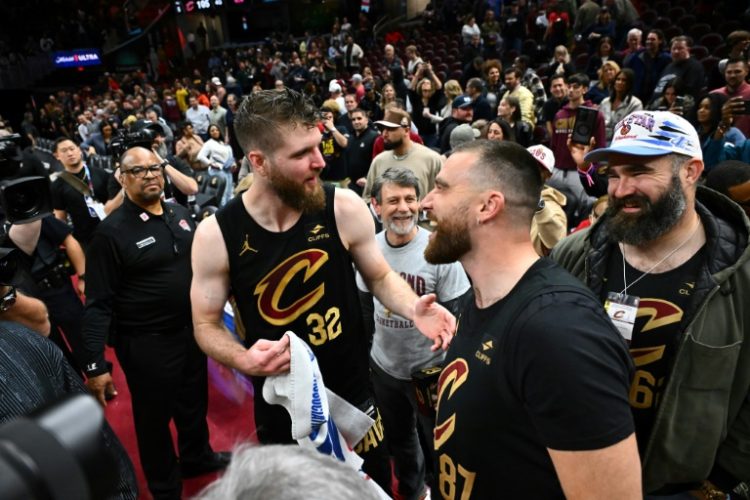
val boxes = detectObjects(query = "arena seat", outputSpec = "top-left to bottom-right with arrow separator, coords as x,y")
698,33 -> 723,52
688,23 -> 712,41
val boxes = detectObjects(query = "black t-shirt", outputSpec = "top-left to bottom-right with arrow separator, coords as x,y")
30,215 -> 72,277
439,117 -> 462,154
435,258 -> 634,499
7,215 -> 73,297
542,97 -> 568,125
603,245 -> 704,453
408,89 -> 445,137
319,126 -> 350,181
50,164 -> 111,246
345,127 -> 379,196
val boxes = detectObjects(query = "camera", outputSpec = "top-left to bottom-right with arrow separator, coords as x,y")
108,120 -> 163,159
0,394 -> 119,500
0,134 -> 52,225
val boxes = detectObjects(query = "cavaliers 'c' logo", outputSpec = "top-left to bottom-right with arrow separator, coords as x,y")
434,358 -> 469,450
254,249 -> 329,326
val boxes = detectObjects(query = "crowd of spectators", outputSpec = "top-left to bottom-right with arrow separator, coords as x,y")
0,2 -> 747,224
0,2 -> 746,233
2,1 -> 750,498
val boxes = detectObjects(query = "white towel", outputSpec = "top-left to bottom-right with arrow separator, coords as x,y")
263,332 -> 390,498
263,332 -> 373,458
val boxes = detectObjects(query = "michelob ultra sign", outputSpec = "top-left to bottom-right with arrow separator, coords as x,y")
52,49 -> 102,68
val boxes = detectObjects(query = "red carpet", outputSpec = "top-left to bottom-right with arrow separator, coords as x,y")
103,347 -> 258,499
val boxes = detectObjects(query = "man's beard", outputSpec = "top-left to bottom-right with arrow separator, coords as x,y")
605,173 -> 686,246
424,207 -> 472,264
384,212 -> 417,236
383,137 -> 404,151
140,189 -> 163,203
268,165 -> 325,214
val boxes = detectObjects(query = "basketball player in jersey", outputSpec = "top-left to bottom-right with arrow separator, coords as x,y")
190,88 -> 456,493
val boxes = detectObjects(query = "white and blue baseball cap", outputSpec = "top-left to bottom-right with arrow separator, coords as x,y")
585,111 -> 702,163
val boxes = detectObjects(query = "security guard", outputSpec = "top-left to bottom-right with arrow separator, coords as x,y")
81,146 -> 228,500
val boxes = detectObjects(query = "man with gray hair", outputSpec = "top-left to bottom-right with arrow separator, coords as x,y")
556,110 -> 750,497
357,167 -> 469,500
620,28 -> 643,65
196,444 -> 381,500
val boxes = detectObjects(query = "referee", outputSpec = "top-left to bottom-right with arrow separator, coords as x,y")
81,146 -> 228,500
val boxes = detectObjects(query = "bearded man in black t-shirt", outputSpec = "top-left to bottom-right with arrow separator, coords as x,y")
421,139 -> 641,499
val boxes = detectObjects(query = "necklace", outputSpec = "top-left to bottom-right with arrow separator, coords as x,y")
392,151 -> 410,160
392,147 -> 412,161
620,221 -> 701,295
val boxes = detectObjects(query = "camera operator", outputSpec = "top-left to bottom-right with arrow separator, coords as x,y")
0,137 -> 53,337
51,138 -> 117,249
105,121 -> 198,214
82,146 -> 227,500
7,215 -> 88,376
145,107 -> 174,152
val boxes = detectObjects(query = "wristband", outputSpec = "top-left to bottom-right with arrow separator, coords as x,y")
78,274 -> 85,280
577,163 -> 596,187
84,358 -> 109,378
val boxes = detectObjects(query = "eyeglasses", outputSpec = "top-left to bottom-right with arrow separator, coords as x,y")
122,162 -> 166,178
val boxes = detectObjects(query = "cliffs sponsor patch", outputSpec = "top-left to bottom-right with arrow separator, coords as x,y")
474,333 -> 496,366
306,223 -> 330,242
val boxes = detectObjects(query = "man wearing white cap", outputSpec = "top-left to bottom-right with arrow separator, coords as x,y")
527,144 -> 567,256
351,74 -> 366,102
329,80 -> 347,117
362,108 -> 442,202
210,76 -> 226,103
553,110 -> 750,498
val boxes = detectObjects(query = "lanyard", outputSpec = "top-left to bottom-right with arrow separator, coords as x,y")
82,164 -> 95,196
620,221 -> 701,295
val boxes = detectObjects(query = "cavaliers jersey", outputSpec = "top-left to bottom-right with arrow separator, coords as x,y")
215,184 -> 370,439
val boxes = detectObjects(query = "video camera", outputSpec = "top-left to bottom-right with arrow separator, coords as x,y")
107,120 -> 163,159
0,134 -> 52,225
0,394 -> 120,500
